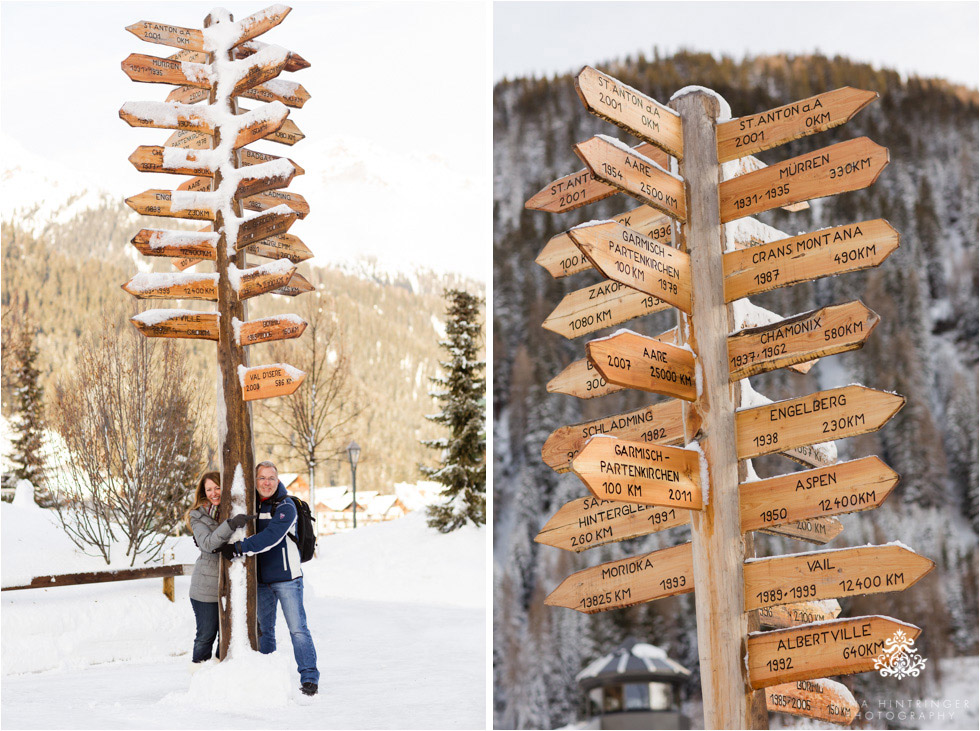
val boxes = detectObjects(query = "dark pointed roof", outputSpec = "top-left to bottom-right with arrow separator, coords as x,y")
576,637 -> 691,690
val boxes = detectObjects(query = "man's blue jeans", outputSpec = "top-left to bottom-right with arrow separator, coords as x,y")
257,577 -> 319,685
190,598 -> 219,663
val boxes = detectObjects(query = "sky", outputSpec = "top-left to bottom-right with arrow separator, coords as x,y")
494,1 -> 980,89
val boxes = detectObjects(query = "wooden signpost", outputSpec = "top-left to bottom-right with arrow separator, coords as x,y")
570,436 -> 703,510
535,496 -> 690,552
545,542 -> 693,613
526,68 -> 922,729
121,5 -> 312,660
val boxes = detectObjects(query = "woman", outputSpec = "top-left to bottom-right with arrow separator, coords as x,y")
186,471 -> 253,664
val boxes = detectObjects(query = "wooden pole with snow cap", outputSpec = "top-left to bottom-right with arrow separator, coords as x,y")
525,65 -> 923,730
120,4 -> 313,660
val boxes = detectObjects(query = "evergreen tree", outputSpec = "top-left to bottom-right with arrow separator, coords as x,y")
422,289 -> 486,531
6,319 -> 53,506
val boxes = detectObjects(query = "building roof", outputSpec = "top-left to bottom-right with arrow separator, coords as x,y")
278,473 -> 300,488
576,637 -> 691,690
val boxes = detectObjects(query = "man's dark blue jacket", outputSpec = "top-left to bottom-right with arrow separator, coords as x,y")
236,481 -> 302,583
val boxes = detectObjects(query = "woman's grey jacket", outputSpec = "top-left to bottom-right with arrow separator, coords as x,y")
189,507 -> 234,602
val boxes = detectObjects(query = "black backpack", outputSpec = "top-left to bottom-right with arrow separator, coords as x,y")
274,495 -> 317,562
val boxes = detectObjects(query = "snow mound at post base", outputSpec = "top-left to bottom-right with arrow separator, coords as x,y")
171,650 -> 294,712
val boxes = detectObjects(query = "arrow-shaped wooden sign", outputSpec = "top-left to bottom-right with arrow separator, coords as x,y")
720,137 -> 889,222
119,101 -> 214,134
236,314 -> 307,346
724,219 -> 899,301
765,677 -> 859,726
545,542 -> 693,613
762,517 -> 844,545
568,221 -> 693,313
575,135 -> 687,221
535,496 -> 690,552
242,189 -> 310,218
728,300 -> 880,380
586,329 -> 697,401
121,53 -> 212,88
747,616 -> 921,689
130,229 -> 218,260
122,272 -> 217,300
125,189 -> 215,221
126,20 -> 204,51
536,205 -> 672,279
574,66 -> 684,158
162,116 -> 302,151
241,363 -> 305,402
168,78 -> 311,108
736,385 -> 905,459
541,399 -> 697,473
243,233 -> 312,263
227,4 -> 292,48
543,280 -> 669,340
233,161 -> 299,200
129,146 -> 213,175
272,271 -> 314,297
758,599 -> 842,629
234,261 -> 297,299
744,543 -> 934,611
717,87 -> 878,163
741,456 -> 898,533
525,143 -> 670,214
571,436 -> 703,510
130,309 -> 218,340
547,357 -> 623,400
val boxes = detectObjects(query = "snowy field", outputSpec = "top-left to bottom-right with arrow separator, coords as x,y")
1,495 -> 486,729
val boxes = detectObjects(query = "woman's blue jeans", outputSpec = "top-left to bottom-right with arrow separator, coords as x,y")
190,598 -> 219,663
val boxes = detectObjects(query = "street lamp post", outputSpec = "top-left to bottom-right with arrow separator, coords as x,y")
346,440 -> 361,529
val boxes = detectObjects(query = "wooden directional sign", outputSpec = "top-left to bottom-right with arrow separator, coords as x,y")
229,4 -> 291,47
780,442 -> 838,470
230,52 -> 288,96
242,189 -> 309,218
718,87 -> 878,163
575,136 -> 687,221
765,677 -> 859,726
130,229 -> 218,259
724,219 -> 900,302
587,330 -> 697,401
130,309 -> 218,340
744,543 -> 934,611
241,363 -> 305,402
746,616 -> 921,689
237,315 -> 307,346
541,399 -> 697,473
164,129 -> 212,151
741,456 -> 898,533
535,496 -> 690,552
574,66 -> 683,158
758,599 -> 842,629
545,542 -> 693,613
720,137 -> 889,222
119,101 -> 213,134
126,21 -> 205,51
547,357 -> 624,399
126,189 -> 214,221
571,437 -> 703,510
122,272 -> 216,300
543,280 -> 669,340
237,208 -> 298,247
762,517 -> 844,545
736,386 -> 905,460
234,162 -> 298,200
121,53 -> 211,88
525,144 -> 670,214
569,222 -> 692,313
164,44 -> 309,76
177,176 -> 212,193
728,301 -> 879,380
537,205 -> 672,278
236,262 -> 296,300
272,272 -> 314,297
244,233 -> 312,263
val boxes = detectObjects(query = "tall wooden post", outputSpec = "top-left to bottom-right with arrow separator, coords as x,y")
672,90 -> 761,729
206,10 -> 258,658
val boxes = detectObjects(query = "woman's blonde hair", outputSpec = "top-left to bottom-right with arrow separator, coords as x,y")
185,471 -> 221,531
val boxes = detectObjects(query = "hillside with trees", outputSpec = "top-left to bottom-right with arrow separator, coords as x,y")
493,52 -> 978,728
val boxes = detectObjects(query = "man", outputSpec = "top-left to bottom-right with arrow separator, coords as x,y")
221,461 -> 319,696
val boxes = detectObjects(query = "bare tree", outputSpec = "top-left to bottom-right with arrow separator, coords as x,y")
51,314 -> 209,564
258,296 -> 361,510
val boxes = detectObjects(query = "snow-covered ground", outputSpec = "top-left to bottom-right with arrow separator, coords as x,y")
1,495 -> 486,728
